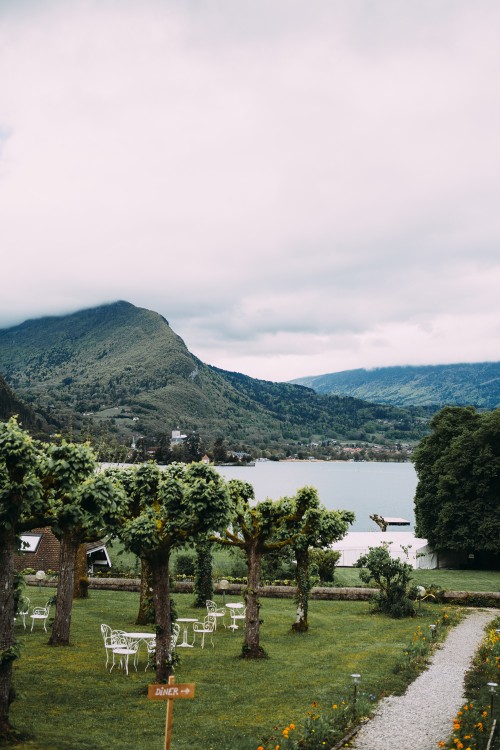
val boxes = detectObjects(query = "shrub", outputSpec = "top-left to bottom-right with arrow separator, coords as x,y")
355,544 -> 416,618
174,552 -> 196,577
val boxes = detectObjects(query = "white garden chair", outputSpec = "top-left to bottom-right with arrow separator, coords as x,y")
110,633 -> 139,675
100,624 -> 120,668
145,623 -> 180,671
228,605 -> 246,631
30,601 -> 51,632
17,597 -> 30,629
206,600 -> 226,629
193,615 -> 216,649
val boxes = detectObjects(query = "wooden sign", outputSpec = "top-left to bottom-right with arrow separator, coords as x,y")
148,675 -> 196,750
148,682 -> 195,700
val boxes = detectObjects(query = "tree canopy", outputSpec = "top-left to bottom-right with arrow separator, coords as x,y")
413,406 -> 500,562
115,461 -> 232,682
0,418 -> 45,739
40,441 -> 123,646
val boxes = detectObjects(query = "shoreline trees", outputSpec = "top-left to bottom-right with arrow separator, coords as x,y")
414,406 -> 500,567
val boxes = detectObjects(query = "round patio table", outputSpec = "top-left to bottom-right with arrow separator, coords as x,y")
176,618 -> 198,647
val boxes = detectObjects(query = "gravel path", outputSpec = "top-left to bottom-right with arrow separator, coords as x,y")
351,609 -> 500,750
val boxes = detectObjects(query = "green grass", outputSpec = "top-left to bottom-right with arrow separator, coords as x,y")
334,567 -> 500,592
8,587 -> 478,750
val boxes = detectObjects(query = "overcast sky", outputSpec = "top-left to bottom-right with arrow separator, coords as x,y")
1,0 -> 499,382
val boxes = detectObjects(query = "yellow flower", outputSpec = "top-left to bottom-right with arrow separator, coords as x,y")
482,711 -> 488,717
332,704 -> 338,709
289,724 -> 296,730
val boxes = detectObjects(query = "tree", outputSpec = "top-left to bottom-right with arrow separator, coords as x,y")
291,492 -> 354,632
105,463 -> 162,625
193,540 -> 214,608
117,462 -> 231,682
214,481 -> 333,657
212,437 -> 228,464
40,441 -> 124,646
414,406 -> 500,563
355,544 -> 416,618
182,432 -> 203,463
0,418 -> 46,739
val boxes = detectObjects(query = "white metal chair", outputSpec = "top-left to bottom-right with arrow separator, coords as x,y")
110,633 -> 139,675
100,624 -> 118,668
206,600 -> 226,630
17,597 -> 30,629
30,602 -> 51,632
193,615 -> 216,649
145,623 -> 180,671
229,606 -> 246,631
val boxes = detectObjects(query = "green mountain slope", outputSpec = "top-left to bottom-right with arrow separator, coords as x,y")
291,363 -> 500,409
0,373 -> 50,435
0,301 -> 430,448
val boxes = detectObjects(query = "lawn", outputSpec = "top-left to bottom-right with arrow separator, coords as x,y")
334,567 -> 500,593
9,587 -> 481,750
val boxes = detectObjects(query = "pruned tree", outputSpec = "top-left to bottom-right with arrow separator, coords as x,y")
40,441 -> 124,646
105,463 -> 162,625
0,418 -> 46,739
214,480 -> 336,658
291,490 -> 354,632
117,462 -> 231,682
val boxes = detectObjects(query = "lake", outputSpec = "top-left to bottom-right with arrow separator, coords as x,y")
215,461 -> 418,532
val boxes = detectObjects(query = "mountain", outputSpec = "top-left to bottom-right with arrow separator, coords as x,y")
0,301 -> 430,449
290,363 -> 500,409
0,372 -> 50,436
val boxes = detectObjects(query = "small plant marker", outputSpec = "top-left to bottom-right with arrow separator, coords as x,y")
148,676 -> 196,750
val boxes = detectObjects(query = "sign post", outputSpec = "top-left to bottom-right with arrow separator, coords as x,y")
148,676 -> 196,750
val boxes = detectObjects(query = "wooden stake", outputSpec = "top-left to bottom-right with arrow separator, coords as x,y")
164,676 -> 175,750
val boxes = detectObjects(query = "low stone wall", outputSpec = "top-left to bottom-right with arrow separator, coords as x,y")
25,576 -> 500,606
25,576 -> 376,600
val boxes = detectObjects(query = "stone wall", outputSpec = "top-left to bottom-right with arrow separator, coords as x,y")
24,576 -> 500,606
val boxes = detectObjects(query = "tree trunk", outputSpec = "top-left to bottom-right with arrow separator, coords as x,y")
136,558 -> 155,625
193,541 -> 213,608
292,546 -> 310,632
152,551 -> 173,683
73,543 -> 89,599
242,543 -> 266,658
0,530 -> 17,740
49,533 -> 79,646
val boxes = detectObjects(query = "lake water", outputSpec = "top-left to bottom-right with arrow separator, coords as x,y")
215,461 -> 418,532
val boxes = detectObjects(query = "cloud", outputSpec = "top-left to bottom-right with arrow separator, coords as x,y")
1,0 -> 500,380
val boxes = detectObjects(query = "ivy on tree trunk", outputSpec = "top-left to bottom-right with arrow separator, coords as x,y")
193,541 -> 213,608
292,546 -> 310,632
136,559 -> 155,625
151,552 -> 173,683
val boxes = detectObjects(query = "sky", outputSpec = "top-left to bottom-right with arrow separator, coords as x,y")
1,0 -> 499,382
